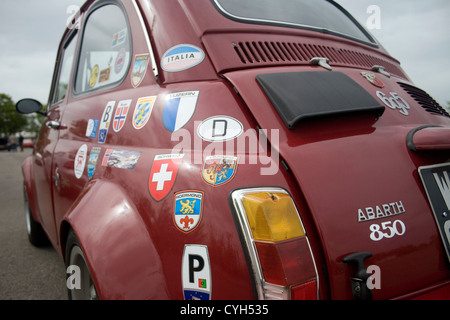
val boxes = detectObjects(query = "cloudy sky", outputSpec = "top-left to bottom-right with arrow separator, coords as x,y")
0,0 -> 449,107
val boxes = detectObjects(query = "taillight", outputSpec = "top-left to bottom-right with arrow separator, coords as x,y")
231,188 -> 318,300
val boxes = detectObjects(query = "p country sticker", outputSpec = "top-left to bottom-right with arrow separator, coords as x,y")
163,91 -> 199,132
149,153 -> 184,201
99,101 -> 115,143
197,116 -> 243,142
174,191 -> 204,233
113,99 -> 132,132
161,44 -> 205,72
131,54 -> 149,88
202,155 -> 238,187
101,149 -> 141,170
182,245 -> 211,300
133,96 -> 157,129
74,144 -> 88,179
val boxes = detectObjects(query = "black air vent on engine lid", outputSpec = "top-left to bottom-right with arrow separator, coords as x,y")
398,82 -> 450,118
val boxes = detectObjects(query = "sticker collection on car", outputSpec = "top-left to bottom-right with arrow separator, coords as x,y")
76,81 -> 249,300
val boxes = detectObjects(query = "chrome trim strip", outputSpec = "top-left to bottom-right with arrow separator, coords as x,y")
131,0 -> 159,78
230,187 -> 320,300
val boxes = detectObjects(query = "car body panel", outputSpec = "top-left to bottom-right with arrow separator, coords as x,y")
19,0 -> 450,299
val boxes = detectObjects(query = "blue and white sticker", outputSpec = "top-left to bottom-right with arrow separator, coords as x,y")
88,147 -> 101,179
182,244 -> 211,300
85,119 -> 99,138
163,91 -> 199,132
161,44 -> 205,72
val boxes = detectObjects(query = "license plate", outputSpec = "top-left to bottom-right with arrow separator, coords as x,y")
419,163 -> 450,264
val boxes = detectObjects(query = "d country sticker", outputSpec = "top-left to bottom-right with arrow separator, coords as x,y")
148,153 -> 184,201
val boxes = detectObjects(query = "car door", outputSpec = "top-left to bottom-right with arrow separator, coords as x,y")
32,29 -> 79,246
50,1 -> 134,243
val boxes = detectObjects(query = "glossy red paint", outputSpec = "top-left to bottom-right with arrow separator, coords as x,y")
18,0 -> 450,300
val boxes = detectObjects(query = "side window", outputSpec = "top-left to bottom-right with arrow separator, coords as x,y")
75,4 -> 131,94
52,33 -> 78,105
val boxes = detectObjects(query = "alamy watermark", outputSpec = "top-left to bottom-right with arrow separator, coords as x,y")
366,5 -> 381,30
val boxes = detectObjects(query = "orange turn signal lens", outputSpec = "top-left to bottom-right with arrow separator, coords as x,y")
241,192 -> 305,242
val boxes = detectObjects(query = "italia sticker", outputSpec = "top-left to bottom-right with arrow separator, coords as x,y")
182,245 -> 211,300
197,116 -> 243,142
202,155 -> 238,187
163,91 -> 199,132
99,101 -> 115,143
131,53 -> 149,88
161,44 -> 205,72
113,99 -> 131,132
74,144 -> 88,179
133,96 -> 157,129
149,153 -> 184,201
174,191 -> 204,233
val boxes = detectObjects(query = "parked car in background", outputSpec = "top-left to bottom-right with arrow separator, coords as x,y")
16,0 -> 450,300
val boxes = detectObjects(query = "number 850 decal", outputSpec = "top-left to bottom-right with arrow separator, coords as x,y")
369,220 -> 406,241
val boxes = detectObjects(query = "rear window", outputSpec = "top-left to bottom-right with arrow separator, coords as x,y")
212,0 -> 375,45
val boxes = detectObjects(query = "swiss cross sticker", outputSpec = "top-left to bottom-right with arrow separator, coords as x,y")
148,154 -> 184,201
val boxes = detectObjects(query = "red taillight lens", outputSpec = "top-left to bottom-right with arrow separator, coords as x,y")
255,238 -> 316,287
291,280 -> 318,300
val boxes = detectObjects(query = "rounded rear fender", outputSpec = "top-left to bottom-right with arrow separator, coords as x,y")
21,155 -> 40,222
63,180 -> 169,299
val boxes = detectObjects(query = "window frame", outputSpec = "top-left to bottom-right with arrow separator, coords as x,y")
72,0 -> 133,98
48,30 -> 79,109
211,0 -> 378,47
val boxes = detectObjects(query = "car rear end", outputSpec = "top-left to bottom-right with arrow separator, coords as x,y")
140,0 -> 450,299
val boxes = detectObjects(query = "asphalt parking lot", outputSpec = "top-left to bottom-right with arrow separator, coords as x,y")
0,149 -> 66,300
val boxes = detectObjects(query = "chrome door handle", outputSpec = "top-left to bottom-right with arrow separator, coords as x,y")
46,121 -> 61,130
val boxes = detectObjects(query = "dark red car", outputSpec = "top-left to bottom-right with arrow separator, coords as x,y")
16,0 -> 450,300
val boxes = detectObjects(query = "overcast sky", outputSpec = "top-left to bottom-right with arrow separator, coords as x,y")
0,0 -> 449,107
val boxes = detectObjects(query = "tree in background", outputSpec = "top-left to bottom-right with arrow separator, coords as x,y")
0,93 -> 28,138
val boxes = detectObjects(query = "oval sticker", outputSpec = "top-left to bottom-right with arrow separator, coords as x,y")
74,144 -> 88,179
197,116 -> 243,142
161,44 -> 205,72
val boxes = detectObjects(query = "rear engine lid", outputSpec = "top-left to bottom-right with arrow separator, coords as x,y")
224,66 -> 450,299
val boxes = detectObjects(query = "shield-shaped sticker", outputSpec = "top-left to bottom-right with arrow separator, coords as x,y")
113,99 -> 131,132
163,91 -> 199,132
148,153 -> 184,201
173,190 -> 204,233
202,155 -> 238,186
133,96 -> 157,129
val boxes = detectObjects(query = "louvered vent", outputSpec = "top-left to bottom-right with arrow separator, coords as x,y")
232,41 -> 405,78
398,82 -> 450,118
